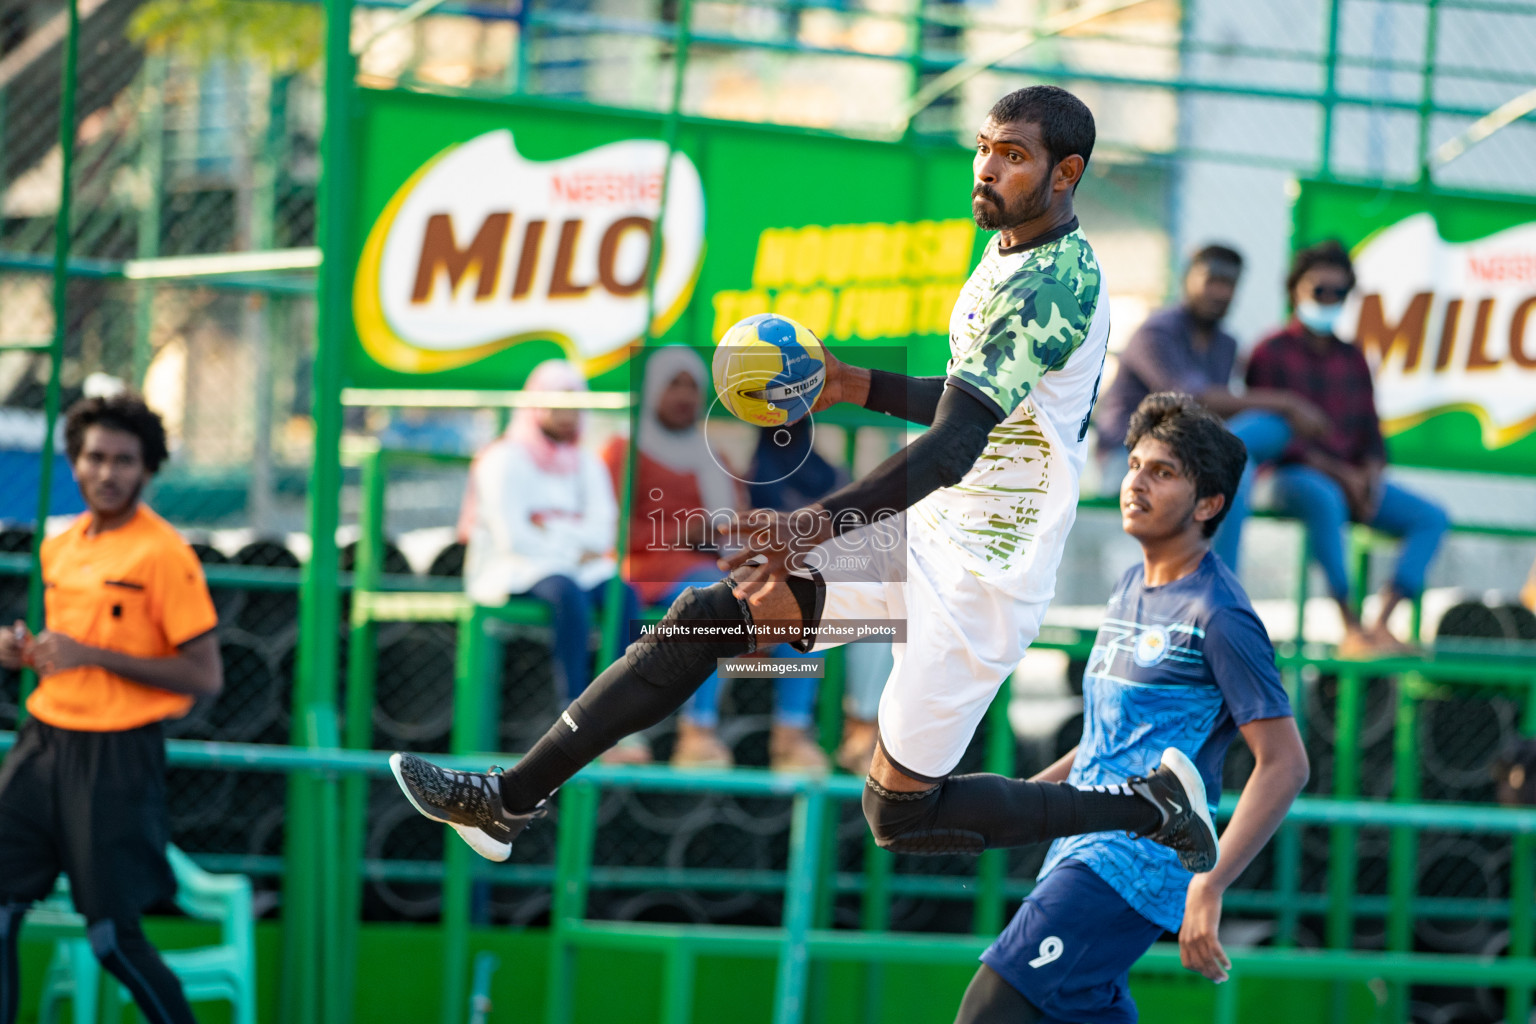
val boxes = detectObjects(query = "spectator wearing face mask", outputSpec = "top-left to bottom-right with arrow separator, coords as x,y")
1244,240 -> 1449,658
1093,244 -> 1329,572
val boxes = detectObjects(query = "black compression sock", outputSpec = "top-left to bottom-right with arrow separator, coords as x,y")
501,580 -> 754,815
865,774 -> 1161,852
1071,782 -> 1163,835
503,737 -> 584,815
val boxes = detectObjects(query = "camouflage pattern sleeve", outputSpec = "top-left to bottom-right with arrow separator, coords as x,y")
949,270 -> 1090,419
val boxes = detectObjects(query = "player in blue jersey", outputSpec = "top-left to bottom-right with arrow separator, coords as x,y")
955,392 -> 1310,1024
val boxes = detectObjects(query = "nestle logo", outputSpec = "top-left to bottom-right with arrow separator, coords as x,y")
1466,251 -> 1536,284
550,171 -> 663,205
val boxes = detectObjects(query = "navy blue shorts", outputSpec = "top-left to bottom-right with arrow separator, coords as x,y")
981,859 -> 1165,1024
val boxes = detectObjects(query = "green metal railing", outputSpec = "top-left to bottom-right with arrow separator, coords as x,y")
5,483 -> 1535,1023
338,433 -> 1020,1020
10,477 -> 1533,1018
5,734 -> 1535,1024
385,0 -> 1536,184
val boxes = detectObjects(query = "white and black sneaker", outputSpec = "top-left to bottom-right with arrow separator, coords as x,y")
1128,747 -> 1220,873
389,752 -> 543,863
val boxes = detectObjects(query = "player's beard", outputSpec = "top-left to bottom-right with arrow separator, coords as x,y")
972,173 -> 1052,232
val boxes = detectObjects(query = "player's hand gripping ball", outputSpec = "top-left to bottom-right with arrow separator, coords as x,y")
712,313 -> 826,427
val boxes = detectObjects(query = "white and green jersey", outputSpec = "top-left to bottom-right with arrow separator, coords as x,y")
910,221 -> 1109,602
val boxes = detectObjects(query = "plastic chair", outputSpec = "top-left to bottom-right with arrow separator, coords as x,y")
24,881 -> 98,1024
36,846 -> 256,1024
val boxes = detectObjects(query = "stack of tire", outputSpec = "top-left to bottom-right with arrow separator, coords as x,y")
164,540 -> 303,904
1402,598 -> 1534,1022
148,533 -> 1022,934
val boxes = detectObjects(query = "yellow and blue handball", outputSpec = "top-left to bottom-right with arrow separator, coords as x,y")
712,313 -> 826,427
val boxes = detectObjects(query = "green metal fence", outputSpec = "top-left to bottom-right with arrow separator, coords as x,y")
10,522 -> 1536,1024
9,2 -> 1536,1023
8,0 -> 1536,537
5,480 -> 1536,1023
6,732 -> 1536,1024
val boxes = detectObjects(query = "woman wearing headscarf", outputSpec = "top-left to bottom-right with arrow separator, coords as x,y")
604,346 -> 828,771
462,359 -> 644,759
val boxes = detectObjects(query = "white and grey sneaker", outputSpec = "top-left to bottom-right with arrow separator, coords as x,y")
389,752 -> 543,862
1128,747 -> 1220,873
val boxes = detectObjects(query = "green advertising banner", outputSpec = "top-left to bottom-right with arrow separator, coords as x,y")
347,88 -> 980,392
1294,180 -> 1536,476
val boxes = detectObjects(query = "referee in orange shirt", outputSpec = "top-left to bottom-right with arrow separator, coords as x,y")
0,394 -> 221,1024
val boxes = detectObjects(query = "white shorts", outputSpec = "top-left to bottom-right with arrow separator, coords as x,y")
799,524 -> 1049,780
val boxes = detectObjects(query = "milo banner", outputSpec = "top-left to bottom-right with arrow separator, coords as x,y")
348,88 -> 979,391
1295,180 -> 1536,475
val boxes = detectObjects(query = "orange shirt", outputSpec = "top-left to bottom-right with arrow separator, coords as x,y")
602,437 -> 730,605
27,504 -> 218,732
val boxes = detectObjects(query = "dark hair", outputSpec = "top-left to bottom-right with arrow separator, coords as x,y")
1123,392 -> 1247,537
987,85 -> 1096,176
1285,238 -> 1355,304
64,393 -> 170,474
1191,244 -> 1244,274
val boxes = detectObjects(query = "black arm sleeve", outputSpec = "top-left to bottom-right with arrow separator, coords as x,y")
864,370 -> 947,426
818,380 -> 1002,532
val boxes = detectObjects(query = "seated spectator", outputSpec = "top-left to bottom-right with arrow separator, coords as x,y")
605,346 -> 827,771
1246,240 -> 1449,657
460,359 -> 646,761
1094,244 -> 1328,570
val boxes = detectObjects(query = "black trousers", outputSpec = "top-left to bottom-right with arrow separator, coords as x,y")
0,719 -> 194,1024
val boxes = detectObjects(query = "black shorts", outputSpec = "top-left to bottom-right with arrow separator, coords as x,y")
0,719 -> 175,921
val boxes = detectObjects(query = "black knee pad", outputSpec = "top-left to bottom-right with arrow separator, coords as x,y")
556,579 -> 757,756
862,778 -> 984,855
627,579 -> 756,680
